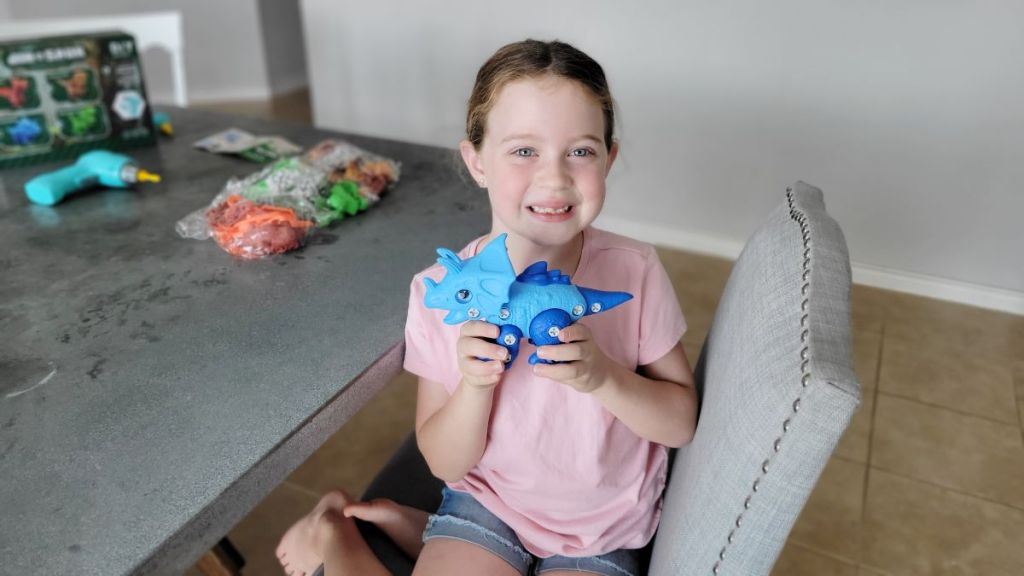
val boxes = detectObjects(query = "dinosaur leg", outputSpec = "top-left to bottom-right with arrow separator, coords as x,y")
497,324 -> 523,365
528,309 -> 573,365
473,324 -> 522,366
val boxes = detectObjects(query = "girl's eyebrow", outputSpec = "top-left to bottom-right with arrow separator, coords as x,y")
576,134 -> 604,145
499,133 -> 603,145
500,133 -> 537,144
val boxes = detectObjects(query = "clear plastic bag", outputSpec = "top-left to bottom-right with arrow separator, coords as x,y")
175,140 -> 400,258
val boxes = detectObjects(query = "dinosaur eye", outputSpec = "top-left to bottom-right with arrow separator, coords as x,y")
456,289 -> 471,302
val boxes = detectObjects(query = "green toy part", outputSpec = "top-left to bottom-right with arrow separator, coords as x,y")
328,180 -> 368,215
313,179 -> 368,225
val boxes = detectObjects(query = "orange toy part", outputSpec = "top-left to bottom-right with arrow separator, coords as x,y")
206,194 -> 314,259
334,158 -> 396,200
59,70 -> 90,99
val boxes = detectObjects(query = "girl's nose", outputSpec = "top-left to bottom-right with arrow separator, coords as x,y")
536,157 -> 572,190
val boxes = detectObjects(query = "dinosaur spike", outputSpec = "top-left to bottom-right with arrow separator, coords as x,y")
435,248 -> 463,274
518,261 -> 548,279
474,233 -> 514,274
578,287 -> 633,315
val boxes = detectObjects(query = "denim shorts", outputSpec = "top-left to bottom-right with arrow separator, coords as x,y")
422,487 -> 642,576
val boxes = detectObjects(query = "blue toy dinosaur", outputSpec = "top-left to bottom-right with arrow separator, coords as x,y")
424,233 -> 633,366
8,117 -> 42,146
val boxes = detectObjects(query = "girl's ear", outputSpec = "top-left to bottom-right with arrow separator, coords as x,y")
605,140 -> 620,176
459,140 -> 486,187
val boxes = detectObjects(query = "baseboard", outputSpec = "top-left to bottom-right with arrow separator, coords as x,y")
269,75 -> 308,96
849,264 -> 1024,316
188,85 -> 273,105
595,215 -> 1024,316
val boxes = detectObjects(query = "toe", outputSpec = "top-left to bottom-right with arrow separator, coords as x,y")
319,488 -> 354,509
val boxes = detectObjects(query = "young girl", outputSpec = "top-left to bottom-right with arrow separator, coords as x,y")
277,39 -> 697,576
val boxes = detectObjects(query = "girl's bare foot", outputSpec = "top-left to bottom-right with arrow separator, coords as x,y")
343,499 -> 431,558
315,507 -> 391,576
276,490 -> 353,576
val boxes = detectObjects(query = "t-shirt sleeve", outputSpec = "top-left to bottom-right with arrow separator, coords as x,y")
637,249 -> 687,366
402,274 -> 455,386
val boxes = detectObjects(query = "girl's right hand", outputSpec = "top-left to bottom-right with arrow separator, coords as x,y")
457,321 -> 510,389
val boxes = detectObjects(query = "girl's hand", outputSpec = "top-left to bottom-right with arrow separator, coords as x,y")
457,321 -> 509,389
532,323 -> 610,393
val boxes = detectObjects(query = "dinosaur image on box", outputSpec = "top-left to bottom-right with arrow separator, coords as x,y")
424,233 -> 633,366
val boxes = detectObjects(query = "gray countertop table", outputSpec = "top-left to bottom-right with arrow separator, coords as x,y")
0,107 -> 488,575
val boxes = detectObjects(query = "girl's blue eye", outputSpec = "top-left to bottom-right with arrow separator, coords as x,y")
514,148 -> 535,157
571,148 -> 593,157
456,289 -> 471,302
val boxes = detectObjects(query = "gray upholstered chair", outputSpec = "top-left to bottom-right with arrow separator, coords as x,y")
355,181 -> 861,575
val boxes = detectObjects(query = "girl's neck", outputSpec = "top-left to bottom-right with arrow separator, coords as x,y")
481,230 -> 586,279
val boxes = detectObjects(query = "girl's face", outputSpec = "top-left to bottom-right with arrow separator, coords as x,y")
461,75 -> 618,249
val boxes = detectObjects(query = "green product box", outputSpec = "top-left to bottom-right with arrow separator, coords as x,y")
0,31 -> 157,169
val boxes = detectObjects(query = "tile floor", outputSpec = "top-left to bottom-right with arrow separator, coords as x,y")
188,93 -> 1024,575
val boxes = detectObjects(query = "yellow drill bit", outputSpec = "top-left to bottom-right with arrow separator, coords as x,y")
136,170 -> 162,183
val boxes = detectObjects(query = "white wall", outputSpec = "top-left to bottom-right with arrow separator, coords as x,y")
301,0 -> 1024,311
257,0 -> 308,95
3,0 -> 307,103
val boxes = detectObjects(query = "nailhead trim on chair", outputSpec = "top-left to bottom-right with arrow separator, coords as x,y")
712,186 -> 812,575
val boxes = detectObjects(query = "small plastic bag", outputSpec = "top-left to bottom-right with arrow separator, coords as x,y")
175,140 -> 400,259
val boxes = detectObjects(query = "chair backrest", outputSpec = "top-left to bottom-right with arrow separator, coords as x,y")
649,181 -> 860,575
0,11 -> 187,106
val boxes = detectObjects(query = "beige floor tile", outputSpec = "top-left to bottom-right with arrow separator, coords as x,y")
857,566 -> 891,576
1016,362 -> 1024,432
772,542 -> 858,576
789,457 -> 866,563
230,481 -> 319,576
682,333 -> 705,368
656,246 -> 732,340
879,336 -> 1017,424
835,389 -> 873,464
287,371 -> 418,496
872,394 -> 1024,510
850,284 -> 888,335
884,292 -> 1024,361
863,468 -> 1024,576
1015,360 -> 1024,394
852,330 -> 880,390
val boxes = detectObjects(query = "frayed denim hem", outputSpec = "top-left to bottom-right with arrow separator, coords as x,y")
535,553 -> 637,576
423,513 -> 534,573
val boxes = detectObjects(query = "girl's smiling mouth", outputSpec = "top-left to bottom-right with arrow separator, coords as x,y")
527,204 -> 575,221
529,205 -> 573,214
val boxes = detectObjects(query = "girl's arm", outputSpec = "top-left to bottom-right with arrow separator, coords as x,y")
534,328 -> 697,448
591,341 -> 697,448
414,376 -> 495,482
414,321 -> 510,482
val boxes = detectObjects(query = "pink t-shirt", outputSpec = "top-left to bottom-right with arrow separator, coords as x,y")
403,226 -> 687,558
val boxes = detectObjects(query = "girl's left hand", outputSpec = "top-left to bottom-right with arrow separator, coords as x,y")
532,323 -> 610,393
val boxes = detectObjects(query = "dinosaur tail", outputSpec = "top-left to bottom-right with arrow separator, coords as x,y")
578,287 -> 633,316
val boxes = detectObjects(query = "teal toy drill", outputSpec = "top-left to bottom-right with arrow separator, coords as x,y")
24,150 -> 161,206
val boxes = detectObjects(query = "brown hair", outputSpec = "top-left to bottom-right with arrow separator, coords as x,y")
466,39 -> 615,151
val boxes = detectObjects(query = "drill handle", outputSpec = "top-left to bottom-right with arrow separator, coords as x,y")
24,164 -> 97,206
